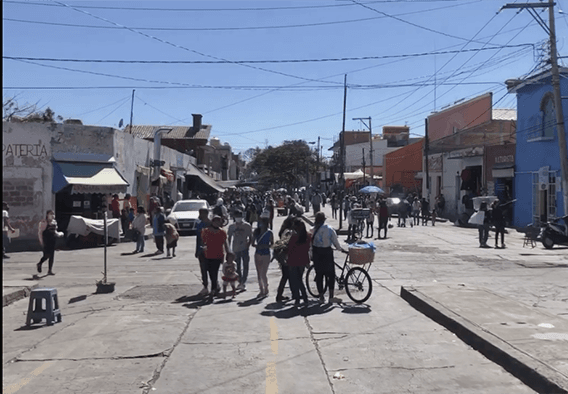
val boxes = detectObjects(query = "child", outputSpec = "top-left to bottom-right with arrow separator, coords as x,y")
222,252 -> 239,298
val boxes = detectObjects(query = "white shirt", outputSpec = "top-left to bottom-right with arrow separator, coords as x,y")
311,223 -> 342,250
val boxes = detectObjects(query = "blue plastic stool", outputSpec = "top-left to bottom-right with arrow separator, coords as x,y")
26,288 -> 62,326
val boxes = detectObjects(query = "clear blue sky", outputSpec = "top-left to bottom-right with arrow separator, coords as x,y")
4,0 -> 568,157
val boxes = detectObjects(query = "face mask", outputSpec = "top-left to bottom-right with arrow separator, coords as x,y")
48,214 -> 55,220
235,218 -> 243,223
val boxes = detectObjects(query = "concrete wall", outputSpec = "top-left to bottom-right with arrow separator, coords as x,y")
345,139 -> 399,172
3,121 -> 54,245
384,139 -> 423,194
428,93 -> 492,142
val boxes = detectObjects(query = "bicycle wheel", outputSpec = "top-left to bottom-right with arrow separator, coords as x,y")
305,264 -> 326,297
345,267 -> 372,303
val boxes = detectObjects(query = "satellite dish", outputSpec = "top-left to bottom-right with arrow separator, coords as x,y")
118,118 -> 124,128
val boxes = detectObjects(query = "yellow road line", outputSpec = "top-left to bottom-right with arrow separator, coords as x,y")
266,317 -> 278,394
4,362 -> 53,394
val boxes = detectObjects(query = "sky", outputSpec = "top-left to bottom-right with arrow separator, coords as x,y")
4,0 -> 568,158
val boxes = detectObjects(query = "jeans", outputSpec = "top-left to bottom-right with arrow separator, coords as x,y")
136,232 -> 145,252
276,264 -> 290,299
235,250 -> 250,284
478,223 -> 489,245
495,225 -> 505,246
154,235 -> 164,252
205,258 -> 222,293
198,254 -> 208,287
288,266 -> 307,301
312,246 -> 336,298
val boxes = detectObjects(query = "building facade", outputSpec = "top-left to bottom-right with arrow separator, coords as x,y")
506,68 -> 568,226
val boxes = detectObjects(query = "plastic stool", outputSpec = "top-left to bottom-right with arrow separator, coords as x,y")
26,288 -> 62,326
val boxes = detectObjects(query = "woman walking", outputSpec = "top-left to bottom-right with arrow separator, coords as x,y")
37,210 -> 63,275
287,218 -> 310,307
252,214 -> 274,298
131,206 -> 147,253
201,215 -> 232,299
274,215 -> 295,303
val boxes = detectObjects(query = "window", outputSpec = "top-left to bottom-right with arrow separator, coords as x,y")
541,93 -> 555,139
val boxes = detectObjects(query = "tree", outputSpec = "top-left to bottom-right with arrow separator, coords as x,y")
246,140 -> 317,190
3,96 -> 61,122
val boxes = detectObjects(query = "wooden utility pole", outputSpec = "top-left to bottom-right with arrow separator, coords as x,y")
353,116 -> 373,184
129,89 -> 135,134
362,148 -> 366,185
502,0 -> 568,216
425,118 -> 430,200
339,74 -> 347,229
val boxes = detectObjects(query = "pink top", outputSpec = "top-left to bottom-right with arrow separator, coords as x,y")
286,233 -> 311,267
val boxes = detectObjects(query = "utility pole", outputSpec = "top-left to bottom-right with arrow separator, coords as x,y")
316,136 -> 320,188
353,117 -> 373,184
425,118 -> 430,200
502,0 -> 568,216
362,148 -> 366,185
339,74 -> 347,229
129,89 -> 135,134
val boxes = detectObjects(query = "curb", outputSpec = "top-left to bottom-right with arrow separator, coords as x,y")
3,284 -> 38,308
400,286 -> 568,394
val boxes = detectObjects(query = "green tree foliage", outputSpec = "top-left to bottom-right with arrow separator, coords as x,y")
247,140 -> 316,189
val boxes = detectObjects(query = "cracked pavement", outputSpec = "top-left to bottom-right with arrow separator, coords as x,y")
3,204 -> 566,393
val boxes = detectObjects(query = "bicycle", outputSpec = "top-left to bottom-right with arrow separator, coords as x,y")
305,246 -> 373,303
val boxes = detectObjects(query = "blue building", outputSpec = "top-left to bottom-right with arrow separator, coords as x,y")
506,67 -> 568,227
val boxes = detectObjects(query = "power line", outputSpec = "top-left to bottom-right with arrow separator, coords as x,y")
3,45 -> 534,64
2,2 -> 480,31
3,0 -> 474,12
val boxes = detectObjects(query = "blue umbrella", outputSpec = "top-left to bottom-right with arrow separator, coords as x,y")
359,185 -> 385,194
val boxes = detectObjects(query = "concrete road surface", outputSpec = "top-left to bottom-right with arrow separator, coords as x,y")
3,204 -> 567,393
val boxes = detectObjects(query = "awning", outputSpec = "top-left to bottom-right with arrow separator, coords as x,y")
492,163 -> 514,179
53,162 -> 129,195
185,164 -> 225,193
161,168 -> 174,182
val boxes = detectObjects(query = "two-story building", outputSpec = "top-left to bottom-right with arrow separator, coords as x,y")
506,67 -> 568,226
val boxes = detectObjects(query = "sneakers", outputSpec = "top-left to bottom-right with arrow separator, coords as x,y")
132,250 -> 139,254
318,295 -> 325,304
37,262 -> 42,273
329,297 -> 342,303
198,286 -> 209,296
47,271 -> 55,276
237,283 -> 246,291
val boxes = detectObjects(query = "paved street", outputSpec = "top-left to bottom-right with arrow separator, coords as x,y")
3,205 -> 567,394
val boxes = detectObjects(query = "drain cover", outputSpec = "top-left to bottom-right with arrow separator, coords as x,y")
120,284 -> 201,302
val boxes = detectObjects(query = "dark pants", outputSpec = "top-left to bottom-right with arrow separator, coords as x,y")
313,203 -> 321,214
495,225 -> 505,246
478,224 -> 489,245
312,246 -> 336,298
205,258 -> 222,293
377,220 -> 388,239
38,240 -> 56,272
421,211 -> 429,225
198,253 -> 208,287
155,235 -> 164,252
276,264 -> 290,299
288,266 -> 308,301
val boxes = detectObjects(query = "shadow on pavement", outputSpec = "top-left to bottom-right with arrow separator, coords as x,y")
68,295 -> 88,304
28,274 -> 48,280
174,294 -> 205,303
261,302 -> 334,319
14,325 -> 46,331
237,296 -> 266,307
340,304 -> 371,314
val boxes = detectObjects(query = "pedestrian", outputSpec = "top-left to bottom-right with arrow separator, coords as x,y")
213,198 -> 228,225
397,200 -> 407,227
153,206 -> 166,254
421,198 -> 430,226
286,218 -> 310,307
346,203 -> 360,243
311,192 -> 322,215
3,202 -> 16,259
201,215 -> 232,300
131,206 -> 147,253
376,200 -> 389,240
37,210 -> 63,275
431,208 -> 437,226
478,202 -> 491,248
412,197 -> 421,226
331,193 -> 338,219
366,204 -> 374,238
111,194 -> 121,219
221,252 -> 239,298
274,215 -> 295,303
311,211 -> 347,303
195,208 -> 212,295
227,210 -> 253,290
165,222 -> 179,257
266,198 -> 275,230
252,213 -> 274,298
492,200 -> 512,249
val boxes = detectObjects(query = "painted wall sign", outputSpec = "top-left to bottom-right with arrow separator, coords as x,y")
495,155 -> 514,164
2,143 -> 49,158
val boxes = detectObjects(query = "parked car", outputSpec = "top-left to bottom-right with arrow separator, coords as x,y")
166,199 -> 209,234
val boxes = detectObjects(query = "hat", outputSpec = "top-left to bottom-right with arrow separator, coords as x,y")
234,209 -> 243,217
